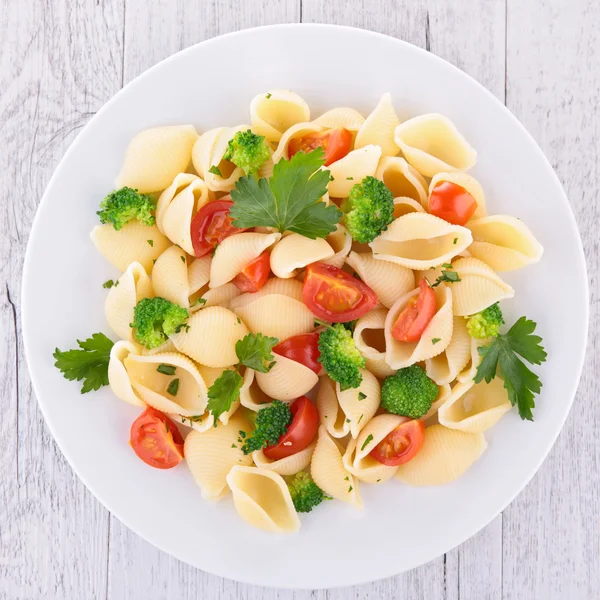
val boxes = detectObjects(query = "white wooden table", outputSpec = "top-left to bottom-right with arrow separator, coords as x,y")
1,1 -> 598,598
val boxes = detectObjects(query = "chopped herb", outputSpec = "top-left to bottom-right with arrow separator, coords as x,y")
208,165 -> 222,177
157,364 -> 176,375
431,269 -> 461,287
152,259 -> 157,264
102,279 -> 115,289
191,297 -> 206,307
147,239 -> 154,247
376,478 -> 381,483
231,443 -> 237,448
236,317 -> 241,324
442,263 -> 452,268
344,476 -> 349,481
431,338 -> 441,345
114,280 -> 119,287
183,324 -> 191,333
167,378 -> 180,396
346,177 -> 354,180
265,93 -> 272,99
330,175 -> 335,181
453,237 -> 458,244
358,392 -> 367,401
189,415 -> 203,423
360,433 -> 374,451
357,414 -> 363,424
180,256 -> 186,263
238,430 -> 247,438
346,418 -> 351,423
348,486 -> 353,493
165,421 -> 170,433
212,245 -> 219,257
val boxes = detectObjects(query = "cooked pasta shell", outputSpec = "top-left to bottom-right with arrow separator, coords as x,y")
124,351 -> 208,416
323,224 -> 352,268
201,283 -> 242,309
239,368 -> 273,411
316,376 -> 349,438
393,197 -> 426,218
90,222 -> 170,273
466,215 -> 544,271
151,245 -> 192,307
252,441 -> 316,476
328,145 -> 382,198
185,412 -> 253,500
385,284 -> 453,369
226,466 -> 301,532
230,278 -> 303,309
115,125 -> 198,193
375,156 -> 429,206
394,114 -> 477,177
336,369 -> 380,439
345,251 -> 414,309
423,383 -> 452,424
425,316 -> 471,385
353,308 -> 394,378
171,306 -> 249,367
354,93 -> 400,156
156,173 -> 197,226
250,90 -> 311,143
449,257 -> 515,316
272,122 -> 324,163
457,336 -> 487,383
369,213 -> 473,270
255,353 -> 319,401
342,414 -> 406,483
313,107 -> 365,131
270,234 -> 334,279
105,262 -> 153,341
429,172 -> 486,219
311,426 -> 362,508
141,339 -> 177,356
438,377 -> 512,433
395,424 -> 487,486
108,341 -> 145,407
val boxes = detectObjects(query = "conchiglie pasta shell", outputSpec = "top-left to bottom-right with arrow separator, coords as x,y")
449,257 -> 515,316
345,251 -> 414,309
201,283 -> 242,309
354,93 -> 400,156
151,245 -> 191,307
156,173 -> 197,227
252,441 -> 316,476
250,90 -> 311,143
323,224 -> 352,268
255,354 -> 319,401
425,316 -> 472,385
353,308 -> 394,378
230,278 -> 303,309
457,337 -> 487,383
375,157 -> 429,206
423,383 -> 452,424
191,127 -> 221,179
108,341 -> 145,407
90,222 -> 170,273
270,234 -> 334,279
115,125 -> 198,193
336,369 -> 380,439
272,122 -> 324,163
466,215 -> 544,271
170,306 -> 249,367
429,172 -> 486,219
313,107 -> 365,132
239,368 -> 273,411
226,466 -> 301,533
385,284 -> 454,369
438,377 -> 512,433
185,412 -> 253,500
105,262 -> 153,341
311,426 -> 362,508
328,145 -> 382,198
393,197 -> 426,218
369,213 -> 473,270
316,376 -> 349,438
394,114 -> 477,178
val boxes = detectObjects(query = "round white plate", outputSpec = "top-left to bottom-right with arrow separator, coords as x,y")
22,24 -> 588,588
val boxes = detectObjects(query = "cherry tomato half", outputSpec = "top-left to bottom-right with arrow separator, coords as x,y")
391,278 -> 437,342
190,200 -> 246,258
303,262 -> 378,322
263,396 -> 319,460
273,332 -> 321,375
429,181 -> 478,226
288,128 -> 353,166
370,419 -> 424,466
232,251 -> 271,293
130,407 -> 184,469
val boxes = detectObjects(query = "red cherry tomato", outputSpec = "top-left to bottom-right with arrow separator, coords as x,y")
273,332 -> 321,375
429,181 -> 478,226
190,200 -> 246,258
263,396 -> 319,460
303,262 -> 378,322
130,407 -> 184,470
232,251 -> 271,293
391,278 -> 437,342
370,419 -> 425,466
288,128 -> 353,166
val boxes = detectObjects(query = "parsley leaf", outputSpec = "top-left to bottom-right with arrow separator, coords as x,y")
431,269 -> 461,287
474,317 -> 547,420
208,165 -> 222,177
236,333 -> 279,373
229,147 -> 342,239
207,370 -> 243,421
53,333 -> 114,394
102,279 -> 115,289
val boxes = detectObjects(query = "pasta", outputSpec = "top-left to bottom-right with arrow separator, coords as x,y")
107,341 -> 145,407
313,106 -> 365,131
375,156 -> 428,207
270,234 -> 334,279
354,93 -> 400,156
328,145 -> 382,198
353,308 -> 394,378
255,353 -> 319,401
252,441 -> 316,476
250,90 -> 311,142
429,172 -> 487,219
323,224 -> 352,268
425,316 -> 472,385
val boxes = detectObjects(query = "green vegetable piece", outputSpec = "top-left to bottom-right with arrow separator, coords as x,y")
208,165 -> 223,177
361,433 -> 374,451
381,365 -> 438,419
318,323 -> 365,390
97,186 -> 156,230
167,378 -> 180,396
207,370 -> 244,421
223,129 -> 271,177
131,297 -> 189,349
235,332 -> 279,373
157,364 -> 176,375
466,303 -> 505,339
286,471 -> 330,513
102,279 -> 115,289
431,269 -> 461,287
241,400 -> 292,454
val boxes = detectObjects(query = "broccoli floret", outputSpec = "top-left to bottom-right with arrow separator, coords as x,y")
286,471 -> 330,513
97,187 -> 156,230
223,129 -> 270,177
466,303 -> 505,339
241,400 -> 291,454
131,297 -> 189,349
341,176 -> 394,243
318,323 -> 366,391
381,365 -> 438,419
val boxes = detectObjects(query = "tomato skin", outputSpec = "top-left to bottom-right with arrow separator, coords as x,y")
303,262 -> 378,322
232,251 -> 271,293
273,333 -> 321,375
263,397 -> 319,460
429,181 -> 478,226
130,407 -> 184,470
370,419 -> 425,466
190,200 -> 247,258
391,278 -> 437,342
288,128 -> 353,166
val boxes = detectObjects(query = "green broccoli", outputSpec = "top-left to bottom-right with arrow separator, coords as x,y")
466,303 -> 505,339
97,187 -> 156,230
241,400 -> 291,454
341,176 -> 394,243
286,471 -> 330,513
381,365 -> 438,419
318,323 -> 366,390
131,297 -> 189,349
223,129 -> 270,177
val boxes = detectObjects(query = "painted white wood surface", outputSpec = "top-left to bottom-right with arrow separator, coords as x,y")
0,0 -> 597,598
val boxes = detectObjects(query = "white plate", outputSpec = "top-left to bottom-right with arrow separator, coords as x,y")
22,24 -> 588,588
